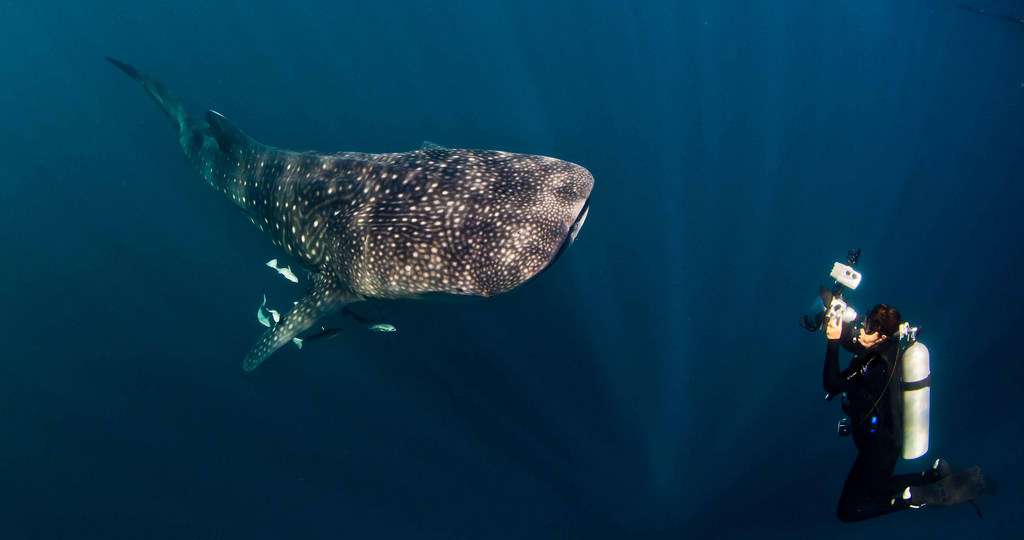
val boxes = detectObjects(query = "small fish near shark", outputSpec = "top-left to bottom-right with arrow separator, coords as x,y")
257,295 -> 303,348
266,259 -> 299,283
108,58 -> 594,371
342,307 -> 396,332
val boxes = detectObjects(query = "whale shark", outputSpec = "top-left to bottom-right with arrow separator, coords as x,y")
107,58 -> 594,371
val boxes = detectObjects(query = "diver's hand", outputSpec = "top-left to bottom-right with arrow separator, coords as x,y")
826,316 -> 842,340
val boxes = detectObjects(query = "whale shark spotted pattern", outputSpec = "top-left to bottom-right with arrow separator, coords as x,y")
108,58 -> 594,371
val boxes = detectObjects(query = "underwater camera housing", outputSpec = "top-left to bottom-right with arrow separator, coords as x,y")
799,249 -> 862,332
825,295 -> 858,327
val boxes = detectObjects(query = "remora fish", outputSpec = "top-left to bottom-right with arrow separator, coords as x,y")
108,58 -> 594,371
266,259 -> 300,283
342,307 -> 396,333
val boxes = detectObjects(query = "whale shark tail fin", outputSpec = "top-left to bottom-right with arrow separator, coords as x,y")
106,58 -> 191,135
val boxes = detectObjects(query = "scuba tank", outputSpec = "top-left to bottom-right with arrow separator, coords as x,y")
830,322 -> 933,460
899,326 -> 931,459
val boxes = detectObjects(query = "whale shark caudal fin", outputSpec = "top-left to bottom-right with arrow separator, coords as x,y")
242,272 -> 357,371
108,58 -> 260,157
106,58 -> 192,135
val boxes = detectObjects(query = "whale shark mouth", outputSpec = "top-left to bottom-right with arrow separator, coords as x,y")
544,195 -> 591,270
567,200 -> 590,245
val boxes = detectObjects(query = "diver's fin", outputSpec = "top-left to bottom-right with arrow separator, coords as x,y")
928,460 -> 999,517
107,57 -> 192,135
242,272 -> 357,371
969,498 -> 983,517
911,467 -> 989,508
981,475 -> 1000,495
970,475 -> 1000,517
342,307 -> 374,326
421,141 -> 448,150
206,110 -> 257,155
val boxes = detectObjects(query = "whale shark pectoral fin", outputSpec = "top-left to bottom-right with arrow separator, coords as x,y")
242,272 -> 355,372
205,110 -> 255,155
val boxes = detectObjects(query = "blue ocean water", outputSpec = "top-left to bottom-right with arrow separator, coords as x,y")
1,0 -> 1022,537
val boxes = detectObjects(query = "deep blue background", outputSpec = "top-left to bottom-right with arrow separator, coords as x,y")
2,0 -> 1022,537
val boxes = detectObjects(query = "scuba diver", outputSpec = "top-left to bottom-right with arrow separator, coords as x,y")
824,304 -> 935,521
805,251 -> 997,522
820,305 -> 999,522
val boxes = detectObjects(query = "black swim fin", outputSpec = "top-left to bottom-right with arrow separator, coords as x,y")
969,475 -> 1000,517
911,466 -> 997,513
928,460 -> 999,516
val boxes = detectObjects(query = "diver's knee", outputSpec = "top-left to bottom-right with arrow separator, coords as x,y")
836,506 -> 858,523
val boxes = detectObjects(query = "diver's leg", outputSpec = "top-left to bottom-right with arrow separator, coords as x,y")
836,452 -> 882,522
886,457 -> 949,493
837,440 -> 902,522
884,469 -> 941,494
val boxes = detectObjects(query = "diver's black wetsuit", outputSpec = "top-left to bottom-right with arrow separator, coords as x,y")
824,323 -> 936,522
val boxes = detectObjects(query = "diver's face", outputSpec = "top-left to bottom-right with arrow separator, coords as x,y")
857,323 -> 883,347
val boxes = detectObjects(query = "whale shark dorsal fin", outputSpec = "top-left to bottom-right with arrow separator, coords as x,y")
421,141 -> 447,150
205,110 -> 256,154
